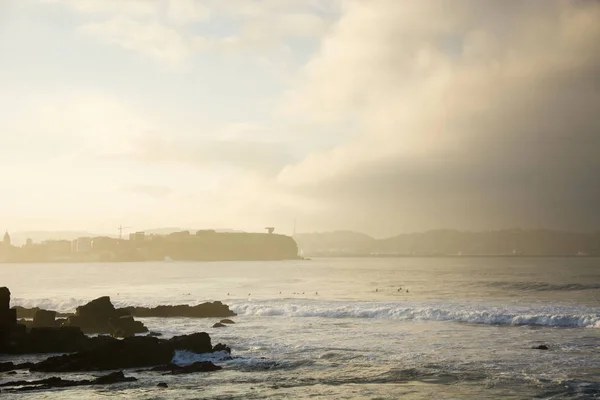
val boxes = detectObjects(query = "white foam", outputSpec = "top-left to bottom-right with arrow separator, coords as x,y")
230,300 -> 600,328
10,296 -> 599,329
172,350 -> 231,365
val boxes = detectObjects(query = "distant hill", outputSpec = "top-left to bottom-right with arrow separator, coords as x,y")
294,231 -> 376,256
295,229 -> 600,257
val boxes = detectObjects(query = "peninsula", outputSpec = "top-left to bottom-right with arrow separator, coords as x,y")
0,229 -> 300,263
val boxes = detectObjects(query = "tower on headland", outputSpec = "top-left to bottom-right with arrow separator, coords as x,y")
265,227 -> 275,235
1,231 -> 11,262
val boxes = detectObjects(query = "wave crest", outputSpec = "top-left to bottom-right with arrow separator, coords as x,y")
231,301 -> 600,328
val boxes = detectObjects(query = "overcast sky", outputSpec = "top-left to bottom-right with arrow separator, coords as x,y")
1,0 -> 599,237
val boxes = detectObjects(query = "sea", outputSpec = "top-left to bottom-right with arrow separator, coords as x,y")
1,257 -> 599,399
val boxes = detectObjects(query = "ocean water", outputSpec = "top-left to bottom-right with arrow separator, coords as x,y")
1,257 -> 599,399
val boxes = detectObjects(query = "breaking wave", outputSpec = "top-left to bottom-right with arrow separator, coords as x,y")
230,300 -> 600,329
485,281 -> 600,292
11,297 -> 599,329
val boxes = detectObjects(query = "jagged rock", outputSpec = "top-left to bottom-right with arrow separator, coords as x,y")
168,332 -> 213,353
8,326 -> 87,354
109,315 -> 147,338
93,371 -> 137,385
0,361 -> 33,372
0,371 -> 137,391
171,361 -> 222,374
118,302 -> 236,318
212,322 -> 226,328
0,287 -> 26,353
30,336 -> 174,372
220,319 -> 235,324
12,306 -> 72,319
33,310 -> 57,327
533,344 -> 549,350
213,343 -> 231,354
147,362 -> 221,375
147,331 -> 162,337
157,382 -> 168,388
64,296 -> 147,337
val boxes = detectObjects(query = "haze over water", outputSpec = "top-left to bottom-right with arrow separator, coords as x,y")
3,257 -> 599,399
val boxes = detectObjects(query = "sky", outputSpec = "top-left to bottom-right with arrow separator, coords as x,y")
0,0 -> 599,238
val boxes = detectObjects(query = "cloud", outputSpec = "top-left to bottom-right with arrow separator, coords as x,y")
78,16 -> 196,68
123,132 -> 294,174
123,184 -> 172,198
46,0 -> 338,69
275,0 -> 600,234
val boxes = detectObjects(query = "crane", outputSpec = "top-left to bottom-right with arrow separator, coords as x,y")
118,225 -> 132,240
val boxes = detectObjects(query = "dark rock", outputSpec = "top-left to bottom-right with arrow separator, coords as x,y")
0,362 -> 15,372
30,336 -> 174,372
220,319 -> 235,324
171,361 -> 222,374
109,315 -> 147,338
169,332 -> 213,353
146,362 -> 221,375
118,302 -> 236,318
147,364 -> 179,372
9,326 -> 87,353
212,322 -> 226,328
93,371 -> 137,385
12,306 -> 73,319
157,382 -> 168,388
33,310 -> 57,327
0,287 -> 10,311
0,362 -> 33,373
534,344 -> 549,350
213,343 -> 231,354
64,296 -> 147,337
1,287 -> 27,353
12,306 -> 41,319
147,331 -> 162,337
0,371 -> 136,391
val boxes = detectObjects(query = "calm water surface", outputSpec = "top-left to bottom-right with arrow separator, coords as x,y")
1,257 -> 599,399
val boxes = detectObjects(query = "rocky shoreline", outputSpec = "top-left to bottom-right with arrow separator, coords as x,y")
0,287 -> 234,393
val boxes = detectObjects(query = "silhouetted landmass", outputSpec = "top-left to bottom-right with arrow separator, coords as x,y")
1,287 -> 230,378
118,302 -> 236,318
295,229 -> 600,257
1,230 -> 299,262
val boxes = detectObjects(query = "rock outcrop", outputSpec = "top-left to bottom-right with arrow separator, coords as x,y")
118,302 -> 236,318
0,371 -> 137,392
30,336 -> 174,372
8,326 -> 87,354
12,306 -> 72,319
64,296 -> 148,337
168,332 -> 213,354
28,330 -> 226,372
146,362 -> 222,374
0,287 -> 27,353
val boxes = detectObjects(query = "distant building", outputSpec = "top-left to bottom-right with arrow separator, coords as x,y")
25,238 -> 33,247
73,237 -> 92,252
169,231 -> 190,239
42,240 -> 72,257
265,227 -> 275,234
0,231 -> 11,261
129,232 -> 146,242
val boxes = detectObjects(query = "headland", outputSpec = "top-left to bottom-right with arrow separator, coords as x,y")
0,230 -> 300,263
